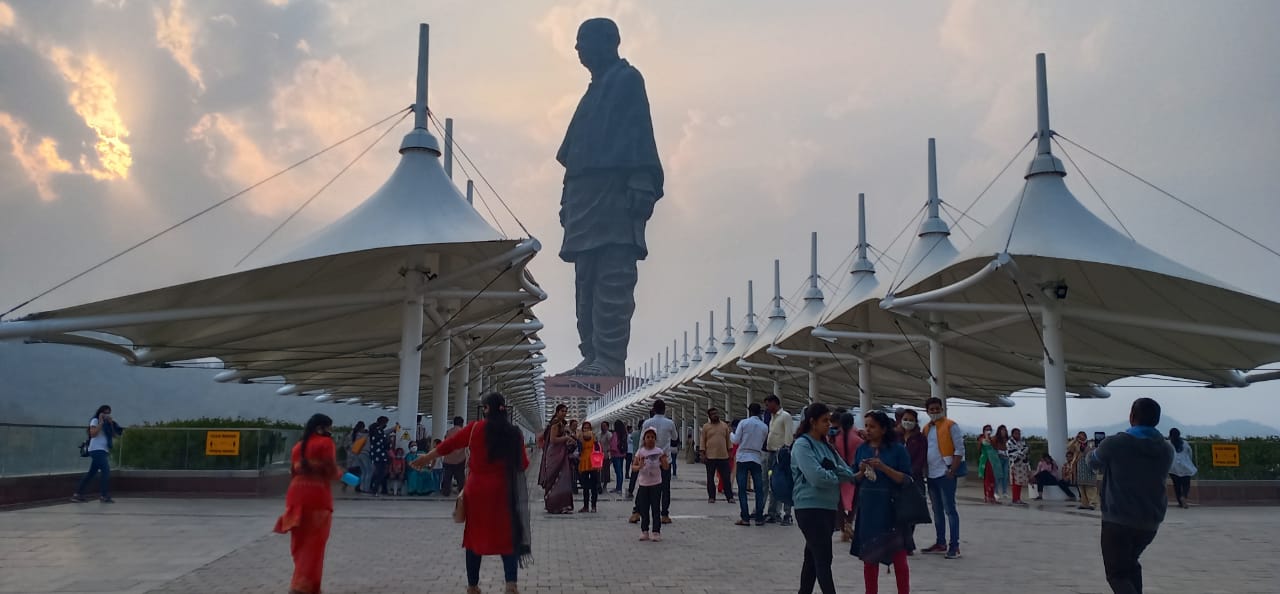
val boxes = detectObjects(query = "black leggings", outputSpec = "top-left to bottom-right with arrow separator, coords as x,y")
1170,474 -> 1192,503
579,470 -> 599,507
635,484 -> 662,532
795,508 -> 836,594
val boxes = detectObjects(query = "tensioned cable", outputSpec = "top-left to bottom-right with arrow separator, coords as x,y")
427,112 -> 531,237
0,106 -> 413,321
1011,277 -> 1052,364
427,116 -> 509,238
939,207 -> 974,244
1055,133 -> 1280,261
235,109 -> 413,267
415,263 -> 514,352
939,200 -> 988,229
892,318 -> 935,383
1051,136 -> 1135,242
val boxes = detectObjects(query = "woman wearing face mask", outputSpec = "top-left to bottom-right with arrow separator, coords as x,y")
274,414 -> 341,594
851,411 -> 912,594
900,409 -> 927,553
404,441 -> 430,495
977,425 -> 1000,504
1007,428 -> 1031,505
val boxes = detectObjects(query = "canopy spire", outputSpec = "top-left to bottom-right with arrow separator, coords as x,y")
770,259 -> 786,319
1026,52 -> 1066,178
852,193 -> 875,275
804,232 -> 824,301
401,23 -> 441,155
745,280 -> 759,333
918,138 -> 950,236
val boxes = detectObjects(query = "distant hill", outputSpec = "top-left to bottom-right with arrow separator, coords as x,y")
1012,417 -> 1279,439
0,341 -> 381,428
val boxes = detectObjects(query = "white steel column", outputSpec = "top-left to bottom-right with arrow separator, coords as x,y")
396,270 -> 426,439
807,364 -> 818,405
453,353 -> 471,424
857,356 -> 872,429
431,322 -> 451,441
1042,303 -> 1069,485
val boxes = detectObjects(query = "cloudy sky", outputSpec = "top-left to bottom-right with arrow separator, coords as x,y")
2,1 -> 1279,432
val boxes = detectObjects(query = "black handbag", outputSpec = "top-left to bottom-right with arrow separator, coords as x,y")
893,476 -> 932,526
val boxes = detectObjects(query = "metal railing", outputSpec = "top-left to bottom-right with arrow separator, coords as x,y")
0,423 -> 302,477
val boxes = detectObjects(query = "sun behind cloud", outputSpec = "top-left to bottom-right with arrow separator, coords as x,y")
47,47 -> 132,180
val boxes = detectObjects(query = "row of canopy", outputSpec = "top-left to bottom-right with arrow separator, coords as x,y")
0,24 -> 549,437
585,54 -> 1280,466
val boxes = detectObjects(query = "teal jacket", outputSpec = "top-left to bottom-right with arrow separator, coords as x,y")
790,434 -> 855,510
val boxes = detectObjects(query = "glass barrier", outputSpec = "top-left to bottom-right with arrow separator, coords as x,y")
0,424 -> 303,477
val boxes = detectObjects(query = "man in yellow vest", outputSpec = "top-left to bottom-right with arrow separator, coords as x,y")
921,396 -> 965,559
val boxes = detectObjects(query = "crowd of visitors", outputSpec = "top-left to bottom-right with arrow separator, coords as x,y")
340,414 -> 461,498
263,389 -> 1193,594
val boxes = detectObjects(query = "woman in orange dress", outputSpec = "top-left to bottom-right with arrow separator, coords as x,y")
415,393 -> 532,594
274,414 -> 341,594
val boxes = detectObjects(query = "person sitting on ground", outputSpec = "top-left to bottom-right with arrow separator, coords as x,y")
388,447 -> 406,496
1033,453 -> 1075,500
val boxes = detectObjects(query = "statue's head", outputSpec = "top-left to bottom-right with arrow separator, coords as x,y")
575,18 -> 621,73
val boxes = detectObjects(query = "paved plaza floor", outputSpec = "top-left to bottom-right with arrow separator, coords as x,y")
2,471 -> 1277,594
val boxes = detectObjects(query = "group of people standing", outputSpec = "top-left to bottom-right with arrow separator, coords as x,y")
341,415 -> 467,498
276,393 -> 531,594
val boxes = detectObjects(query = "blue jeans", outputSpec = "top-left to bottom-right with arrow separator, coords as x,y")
927,474 -> 960,548
465,549 -> 517,586
76,450 -> 111,498
611,457 -> 625,491
736,461 -> 765,521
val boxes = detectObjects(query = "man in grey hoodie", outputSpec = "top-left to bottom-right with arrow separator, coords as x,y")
1089,397 -> 1175,594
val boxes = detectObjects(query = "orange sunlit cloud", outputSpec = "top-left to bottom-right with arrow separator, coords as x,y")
47,46 -> 132,180
153,0 -> 205,92
0,112 -> 74,201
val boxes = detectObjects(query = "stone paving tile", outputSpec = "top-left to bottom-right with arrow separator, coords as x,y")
3,469 -> 1278,593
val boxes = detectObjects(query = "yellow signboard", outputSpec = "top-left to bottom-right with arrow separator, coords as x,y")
1211,444 -> 1239,467
205,430 -> 241,456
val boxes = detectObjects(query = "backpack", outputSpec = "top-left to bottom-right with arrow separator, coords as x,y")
770,444 -> 794,506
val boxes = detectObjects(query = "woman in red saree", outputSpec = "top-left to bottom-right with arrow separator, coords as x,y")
414,393 -> 532,594
274,414 -> 341,594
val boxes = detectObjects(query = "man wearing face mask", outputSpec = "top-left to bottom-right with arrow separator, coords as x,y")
921,397 -> 964,559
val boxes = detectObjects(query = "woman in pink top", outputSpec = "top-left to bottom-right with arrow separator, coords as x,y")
832,411 -> 863,541
630,427 -> 670,542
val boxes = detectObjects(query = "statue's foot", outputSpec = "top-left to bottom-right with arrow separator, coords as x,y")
569,362 -> 611,376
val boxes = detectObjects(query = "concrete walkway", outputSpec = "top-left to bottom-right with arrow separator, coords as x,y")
1,473 -> 1275,593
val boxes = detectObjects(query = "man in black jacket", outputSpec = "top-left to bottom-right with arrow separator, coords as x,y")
1089,398 -> 1175,594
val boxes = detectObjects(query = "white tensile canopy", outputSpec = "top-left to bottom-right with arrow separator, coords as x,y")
0,24 -> 548,435
587,54 -> 1280,463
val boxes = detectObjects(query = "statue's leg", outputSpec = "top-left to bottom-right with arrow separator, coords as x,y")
590,245 -> 639,377
574,253 -> 597,365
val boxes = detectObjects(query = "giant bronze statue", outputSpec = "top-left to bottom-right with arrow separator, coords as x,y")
557,18 -> 663,377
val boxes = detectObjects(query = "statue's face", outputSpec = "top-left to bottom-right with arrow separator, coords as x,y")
575,24 -> 617,71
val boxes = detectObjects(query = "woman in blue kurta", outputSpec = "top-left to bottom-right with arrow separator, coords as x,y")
852,410 -> 912,594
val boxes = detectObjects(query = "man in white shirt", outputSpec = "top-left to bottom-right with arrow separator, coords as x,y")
731,402 -> 770,526
763,395 -> 795,526
640,398 -> 678,524
922,396 -> 965,559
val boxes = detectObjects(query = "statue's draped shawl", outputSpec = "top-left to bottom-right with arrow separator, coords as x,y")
557,59 -> 664,263
557,59 -> 664,191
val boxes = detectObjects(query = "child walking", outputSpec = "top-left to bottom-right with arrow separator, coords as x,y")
631,427 -> 670,542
